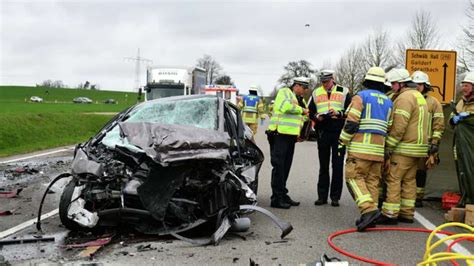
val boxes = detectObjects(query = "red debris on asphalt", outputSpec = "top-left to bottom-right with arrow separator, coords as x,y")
63,237 -> 113,248
0,210 -> 13,216
0,189 -> 23,198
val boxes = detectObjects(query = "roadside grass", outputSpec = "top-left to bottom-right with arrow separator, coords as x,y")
0,85 -> 138,104
0,85 -> 138,157
0,113 -> 114,157
0,102 -> 133,113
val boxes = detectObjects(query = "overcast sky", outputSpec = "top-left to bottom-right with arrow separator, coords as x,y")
0,0 -> 469,94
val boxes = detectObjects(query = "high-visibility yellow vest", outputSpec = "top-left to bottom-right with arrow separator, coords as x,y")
312,85 -> 348,113
268,87 -> 304,135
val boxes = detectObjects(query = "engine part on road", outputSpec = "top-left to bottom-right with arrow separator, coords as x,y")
239,205 -> 293,239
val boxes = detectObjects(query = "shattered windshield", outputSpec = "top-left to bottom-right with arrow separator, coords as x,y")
101,97 -> 219,150
126,96 -> 218,130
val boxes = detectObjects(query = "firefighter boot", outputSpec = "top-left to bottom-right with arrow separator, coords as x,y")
377,214 -> 398,225
356,210 -> 381,232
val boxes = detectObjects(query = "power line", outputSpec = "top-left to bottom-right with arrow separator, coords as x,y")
124,48 -> 153,92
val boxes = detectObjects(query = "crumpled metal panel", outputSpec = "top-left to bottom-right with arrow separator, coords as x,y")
119,122 -> 231,165
71,148 -> 104,176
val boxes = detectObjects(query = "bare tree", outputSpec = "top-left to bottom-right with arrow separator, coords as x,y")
278,60 -> 316,87
52,80 -> 64,88
458,0 -> 474,72
360,28 -> 395,72
395,10 -> 441,66
196,54 -> 222,84
335,44 -> 365,92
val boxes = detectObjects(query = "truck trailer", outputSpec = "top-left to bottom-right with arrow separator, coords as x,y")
145,66 -> 206,100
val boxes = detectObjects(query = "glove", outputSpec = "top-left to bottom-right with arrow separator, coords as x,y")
428,143 -> 439,155
452,112 -> 470,124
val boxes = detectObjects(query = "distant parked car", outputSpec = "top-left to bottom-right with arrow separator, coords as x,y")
30,96 -> 43,103
73,97 -> 93,104
103,98 -> 116,104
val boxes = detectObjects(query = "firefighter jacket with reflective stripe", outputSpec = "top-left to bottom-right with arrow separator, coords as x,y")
241,95 -> 264,124
357,89 -> 393,136
339,89 -> 392,162
268,87 -> 305,135
308,84 -> 351,133
424,94 -> 445,145
386,87 -> 430,157
386,90 -> 400,101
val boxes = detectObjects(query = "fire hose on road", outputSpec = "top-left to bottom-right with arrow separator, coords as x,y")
327,222 -> 474,265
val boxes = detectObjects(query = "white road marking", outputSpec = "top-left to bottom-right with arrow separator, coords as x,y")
0,208 -> 59,239
0,147 -> 74,164
414,211 -> 473,256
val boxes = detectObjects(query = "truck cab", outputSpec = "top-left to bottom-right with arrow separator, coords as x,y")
145,67 -> 206,100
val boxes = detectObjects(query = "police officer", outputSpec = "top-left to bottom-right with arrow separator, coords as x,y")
240,86 -> 265,136
267,77 -> 310,209
411,71 -> 445,207
339,67 -> 392,231
309,70 -> 351,207
380,69 -> 430,224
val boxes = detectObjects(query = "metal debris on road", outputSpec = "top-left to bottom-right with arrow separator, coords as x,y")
136,244 -> 157,252
0,236 -> 55,246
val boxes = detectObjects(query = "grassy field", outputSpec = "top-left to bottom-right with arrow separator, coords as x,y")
0,85 -> 139,157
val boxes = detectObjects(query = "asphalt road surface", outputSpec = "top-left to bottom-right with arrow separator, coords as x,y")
0,125 -> 472,265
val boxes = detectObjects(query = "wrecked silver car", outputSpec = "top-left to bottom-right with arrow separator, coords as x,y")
38,95 -> 292,244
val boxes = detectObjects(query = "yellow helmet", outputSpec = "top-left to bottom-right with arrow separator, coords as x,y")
364,67 -> 386,83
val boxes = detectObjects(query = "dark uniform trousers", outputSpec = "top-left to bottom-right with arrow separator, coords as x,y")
269,133 -> 297,200
317,131 -> 345,201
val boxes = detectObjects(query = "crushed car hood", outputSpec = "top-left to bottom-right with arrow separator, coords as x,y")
118,122 -> 231,166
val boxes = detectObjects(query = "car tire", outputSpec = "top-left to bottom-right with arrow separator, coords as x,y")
59,179 -> 88,231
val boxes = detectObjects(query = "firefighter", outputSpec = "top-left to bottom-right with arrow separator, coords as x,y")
339,67 -> 392,231
411,71 -> 445,207
379,69 -> 430,224
267,77 -> 310,209
449,72 -> 474,206
309,70 -> 352,207
240,86 -> 265,135
378,68 -> 412,208
386,68 -> 408,101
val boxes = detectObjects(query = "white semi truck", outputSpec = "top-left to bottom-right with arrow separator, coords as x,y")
145,66 -> 207,100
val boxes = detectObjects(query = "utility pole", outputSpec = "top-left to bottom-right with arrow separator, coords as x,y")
124,48 -> 153,92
